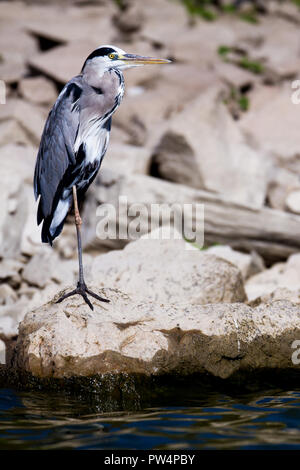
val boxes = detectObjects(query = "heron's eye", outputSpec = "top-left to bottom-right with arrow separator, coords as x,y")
109,53 -> 116,59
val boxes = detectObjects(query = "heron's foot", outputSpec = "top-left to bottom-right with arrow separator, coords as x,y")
56,282 -> 110,311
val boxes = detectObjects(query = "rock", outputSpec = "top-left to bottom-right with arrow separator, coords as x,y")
286,190 -> 300,215
91,232 -> 246,305
0,168 -> 28,259
18,76 -> 57,105
0,144 -> 37,185
206,245 -> 265,280
239,85 -> 300,161
11,292 -> 300,381
26,4 -> 115,44
0,99 -> 46,146
267,167 -> 300,211
113,2 -> 144,34
0,284 -> 18,305
21,248 -> 77,289
0,147 -> 40,258
0,259 -> 23,289
29,40 -> 99,85
0,300 -> 27,336
150,86 -> 270,207
0,61 -> 27,85
142,0 -> 188,44
101,142 -> 151,175
0,26 -> 37,83
259,287 -> 300,305
22,248 -> 55,288
215,61 -> 256,89
250,17 -> 300,78
0,120 -> 31,147
114,67 -> 222,147
246,253 -> 300,301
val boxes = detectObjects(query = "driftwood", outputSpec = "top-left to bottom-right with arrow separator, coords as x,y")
83,171 -> 300,263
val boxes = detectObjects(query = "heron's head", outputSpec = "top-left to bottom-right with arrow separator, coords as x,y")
81,45 -> 171,75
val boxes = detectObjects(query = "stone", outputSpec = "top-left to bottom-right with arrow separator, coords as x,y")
0,144 -> 38,185
285,190 -> 300,215
0,99 -> 46,146
26,5 -> 115,44
0,120 -> 31,147
21,248 -> 77,289
113,3 -> 144,34
141,0 -> 189,44
18,76 -> 57,105
246,253 -> 300,302
101,142 -> 151,175
29,40 -> 99,85
206,245 -> 264,280
259,287 -> 300,305
0,147 -> 40,258
0,26 -> 38,83
91,232 -> 246,305
0,61 -> 27,85
114,68 -> 221,147
267,167 -> 300,211
0,284 -> 18,305
12,292 -> 300,381
0,300 -> 27,337
0,259 -> 23,289
22,248 -> 55,288
0,168 -> 28,259
150,86 -> 270,207
214,61 -> 256,89
250,17 -> 300,78
239,85 -> 300,161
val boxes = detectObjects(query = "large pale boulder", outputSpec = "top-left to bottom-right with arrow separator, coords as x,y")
92,234 -> 246,305
150,87 -> 270,207
12,291 -> 300,381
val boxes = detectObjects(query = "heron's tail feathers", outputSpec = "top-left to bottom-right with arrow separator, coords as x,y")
38,196 -> 72,246
41,217 -> 66,246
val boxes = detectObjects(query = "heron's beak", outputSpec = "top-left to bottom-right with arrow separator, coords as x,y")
120,53 -> 171,65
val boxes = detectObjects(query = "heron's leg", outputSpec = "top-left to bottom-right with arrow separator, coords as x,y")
56,186 -> 109,310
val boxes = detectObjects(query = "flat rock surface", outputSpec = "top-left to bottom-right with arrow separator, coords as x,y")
12,290 -> 300,381
92,235 -> 246,305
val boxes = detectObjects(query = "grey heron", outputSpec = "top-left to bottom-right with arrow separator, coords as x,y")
34,45 -> 170,310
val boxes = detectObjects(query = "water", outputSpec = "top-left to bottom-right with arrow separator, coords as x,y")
0,387 -> 300,449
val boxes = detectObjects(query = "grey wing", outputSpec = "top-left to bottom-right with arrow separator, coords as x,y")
34,77 -> 82,224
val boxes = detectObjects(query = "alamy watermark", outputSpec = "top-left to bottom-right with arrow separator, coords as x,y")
291,340 -> 300,365
95,196 -> 204,249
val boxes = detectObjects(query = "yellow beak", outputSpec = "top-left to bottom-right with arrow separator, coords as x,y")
119,53 -> 171,65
